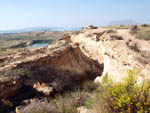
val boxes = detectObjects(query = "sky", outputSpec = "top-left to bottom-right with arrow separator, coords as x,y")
0,0 -> 150,30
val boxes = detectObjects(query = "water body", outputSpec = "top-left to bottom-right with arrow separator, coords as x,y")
27,43 -> 49,48
27,39 -> 53,48
32,43 -> 49,47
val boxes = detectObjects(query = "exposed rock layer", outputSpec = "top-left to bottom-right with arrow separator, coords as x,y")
0,40 -> 103,99
0,76 -> 23,99
71,28 -> 150,83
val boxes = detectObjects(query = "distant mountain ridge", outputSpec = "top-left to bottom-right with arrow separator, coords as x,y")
109,20 -> 140,26
0,27 -> 81,34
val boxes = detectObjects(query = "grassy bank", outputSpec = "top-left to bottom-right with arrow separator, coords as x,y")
130,25 -> 150,40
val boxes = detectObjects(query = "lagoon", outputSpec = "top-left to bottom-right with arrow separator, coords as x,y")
27,43 -> 49,48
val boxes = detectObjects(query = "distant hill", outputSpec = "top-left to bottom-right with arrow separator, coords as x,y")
109,20 -> 139,26
0,27 -> 81,34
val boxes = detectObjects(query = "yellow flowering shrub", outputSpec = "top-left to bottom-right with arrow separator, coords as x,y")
93,69 -> 150,113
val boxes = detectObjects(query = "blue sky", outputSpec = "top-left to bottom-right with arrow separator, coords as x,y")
0,0 -> 150,30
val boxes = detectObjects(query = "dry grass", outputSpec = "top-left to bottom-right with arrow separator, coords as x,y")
14,80 -> 98,113
22,90 -> 92,113
136,31 -> 150,40
130,25 -> 150,40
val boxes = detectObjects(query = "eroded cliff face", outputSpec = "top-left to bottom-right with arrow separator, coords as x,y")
71,28 -> 150,83
0,39 -> 103,99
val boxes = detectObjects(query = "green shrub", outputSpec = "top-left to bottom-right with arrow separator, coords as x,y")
141,24 -> 149,27
130,25 -> 139,34
91,69 -> 150,113
81,80 -> 98,92
106,29 -> 117,34
23,70 -> 32,78
84,97 -> 95,109
0,48 -> 5,52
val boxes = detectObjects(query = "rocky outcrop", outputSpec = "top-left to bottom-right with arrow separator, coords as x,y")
0,40 -> 102,74
71,28 -> 150,83
77,106 -> 94,113
0,39 -> 103,100
33,82 -> 53,96
0,76 -> 23,99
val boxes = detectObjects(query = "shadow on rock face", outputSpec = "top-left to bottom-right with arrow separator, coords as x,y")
11,85 -> 43,106
0,100 -> 13,113
16,46 -> 103,93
